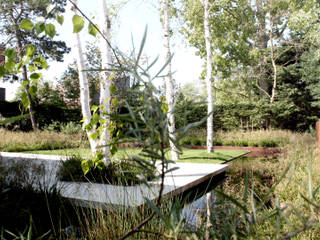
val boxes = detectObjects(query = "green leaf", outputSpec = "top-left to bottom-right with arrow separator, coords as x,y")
21,92 -> 30,109
16,61 -> 23,70
5,61 -> 15,73
29,85 -> 37,98
91,105 -> 99,112
0,66 -> 6,78
35,22 -> 45,35
3,48 -> 17,61
112,98 -> 118,107
30,72 -> 41,81
26,45 -> 35,58
28,64 -> 38,72
45,24 -> 56,38
55,14 -> 64,25
109,85 -> 118,94
0,114 -> 30,126
89,132 -> 99,140
144,198 -> 166,222
72,15 -> 84,33
81,160 -> 91,175
88,23 -> 98,36
22,80 -> 29,86
33,56 -> 48,69
20,19 -> 34,31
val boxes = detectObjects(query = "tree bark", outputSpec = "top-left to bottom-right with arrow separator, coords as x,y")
72,0 -> 98,155
98,0 -> 112,165
160,0 -> 179,161
203,0 -> 214,153
9,8 -> 37,130
255,0 -> 270,98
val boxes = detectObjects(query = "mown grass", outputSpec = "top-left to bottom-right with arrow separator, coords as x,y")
24,148 -> 248,164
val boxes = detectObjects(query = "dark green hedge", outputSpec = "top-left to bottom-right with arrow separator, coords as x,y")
0,100 -> 81,131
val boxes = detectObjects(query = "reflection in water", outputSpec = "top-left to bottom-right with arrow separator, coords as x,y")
181,192 -> 216,227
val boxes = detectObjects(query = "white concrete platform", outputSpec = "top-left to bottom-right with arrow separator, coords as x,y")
0,152 -> 228,207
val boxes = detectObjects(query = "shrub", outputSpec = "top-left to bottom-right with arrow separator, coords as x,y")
60,122 -> 82,135
191,138 -> 202,146
57,155 -> 155,185
179,137 -> 192,146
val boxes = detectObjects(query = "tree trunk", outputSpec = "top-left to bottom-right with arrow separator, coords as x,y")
72,0 -> 98,155
98,0 -> 112,165
160,0 -> 179,161
203,0 -> 214,153
22,66 -> 37,130
255,0 -> 270,98
9,8 -> 37,130
269,8 -> 277,104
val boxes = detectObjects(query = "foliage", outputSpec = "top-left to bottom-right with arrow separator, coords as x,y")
176,0 -> 320,131
0,0 -> 69,68
57,155 -> 155,185
0,160 -> 77,239
180,129 -> 289,147
210,132 -> 320,239
0,0 -> 70,129
57,43 -> 101,107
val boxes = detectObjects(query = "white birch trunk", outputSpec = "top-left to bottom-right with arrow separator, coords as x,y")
160,0 -> 179,161
98,0 -> 112,165
72,0 -> 98,155
203,0 -> 214,153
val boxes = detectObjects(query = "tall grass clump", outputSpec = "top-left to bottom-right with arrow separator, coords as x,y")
0,128 -> 85,152
0,160 -> 78,239
181,129 -> 291,147
204,131 -> 320,239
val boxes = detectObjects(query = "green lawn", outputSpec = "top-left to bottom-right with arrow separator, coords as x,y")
25,148 -> 248,164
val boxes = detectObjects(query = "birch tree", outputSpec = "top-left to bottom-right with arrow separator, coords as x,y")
160,0 -> 179,161
71,0 -> 99,157
98,0 -> 112,164
202,0 -> 214,153
0,0 -> 69,130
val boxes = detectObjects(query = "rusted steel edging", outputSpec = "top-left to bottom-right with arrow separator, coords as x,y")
188,145 -> 283,158
118,142 -> 284,158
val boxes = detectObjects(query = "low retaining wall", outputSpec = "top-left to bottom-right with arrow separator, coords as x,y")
0,152 -> 228,207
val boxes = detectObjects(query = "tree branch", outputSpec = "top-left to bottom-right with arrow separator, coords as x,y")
68,0 -> 123,68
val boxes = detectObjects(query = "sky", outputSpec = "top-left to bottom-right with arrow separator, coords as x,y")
1,0 -> 203,100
